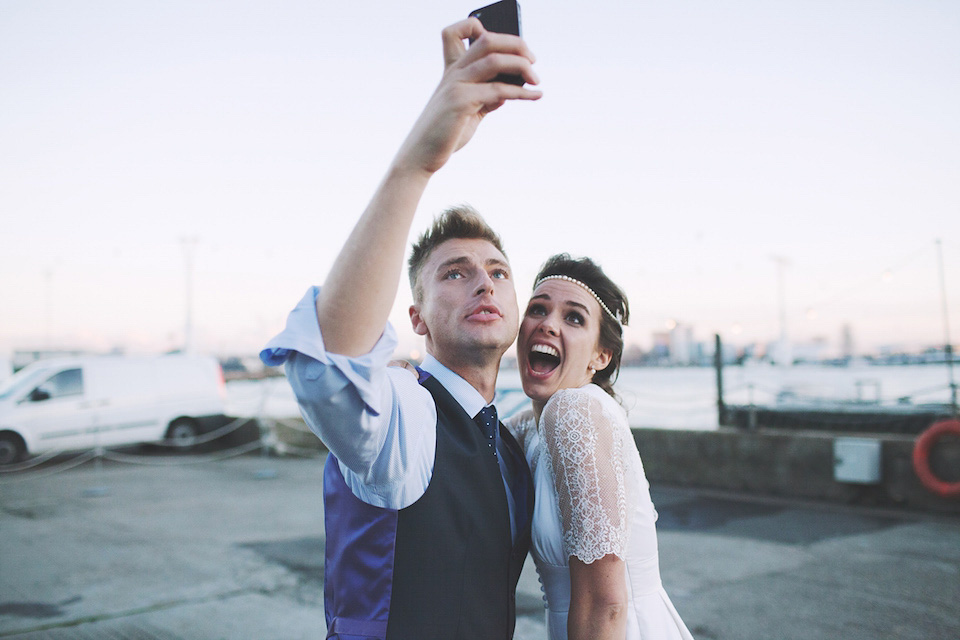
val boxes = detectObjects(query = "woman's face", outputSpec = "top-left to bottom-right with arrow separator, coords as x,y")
517,279 -> 612,406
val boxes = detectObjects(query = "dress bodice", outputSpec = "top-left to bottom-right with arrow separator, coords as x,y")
508,384 -> 694,640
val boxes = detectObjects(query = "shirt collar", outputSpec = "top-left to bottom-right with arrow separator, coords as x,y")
420,354 -> 489,418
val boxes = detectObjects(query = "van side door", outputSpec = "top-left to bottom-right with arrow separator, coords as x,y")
16,367 -> 98,454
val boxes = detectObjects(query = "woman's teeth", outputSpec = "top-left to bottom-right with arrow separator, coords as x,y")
531,344 -> 559,358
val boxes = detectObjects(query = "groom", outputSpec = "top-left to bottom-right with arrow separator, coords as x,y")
261,18 -> 540,640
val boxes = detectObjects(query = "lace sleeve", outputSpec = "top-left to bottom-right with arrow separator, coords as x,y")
541,387 -> 627,564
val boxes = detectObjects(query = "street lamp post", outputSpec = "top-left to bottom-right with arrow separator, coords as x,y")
771,255 -> 791,366
936,239 -> 957,415
180,237 -> 199,354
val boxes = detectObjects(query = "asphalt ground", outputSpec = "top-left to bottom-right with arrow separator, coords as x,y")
1,449 -> 958,640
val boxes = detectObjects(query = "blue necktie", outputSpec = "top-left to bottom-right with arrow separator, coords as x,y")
475,405 -> 521,540
474,405 -> 499,458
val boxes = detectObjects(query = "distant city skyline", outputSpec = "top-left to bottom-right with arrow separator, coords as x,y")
2,1 -> 957,359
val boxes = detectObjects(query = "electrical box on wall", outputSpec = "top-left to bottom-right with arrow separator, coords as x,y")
833,437 -> 882,484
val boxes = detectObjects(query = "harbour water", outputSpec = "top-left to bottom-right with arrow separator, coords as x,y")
227,363 -> 957,431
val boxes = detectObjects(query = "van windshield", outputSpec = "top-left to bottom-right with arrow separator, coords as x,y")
0,367 -> 53,402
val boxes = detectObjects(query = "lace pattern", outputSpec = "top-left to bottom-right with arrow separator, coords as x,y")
504,410 -> 540,477
541,386 -> 628,564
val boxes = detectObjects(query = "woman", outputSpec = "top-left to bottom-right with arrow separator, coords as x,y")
508,253 -> 694,640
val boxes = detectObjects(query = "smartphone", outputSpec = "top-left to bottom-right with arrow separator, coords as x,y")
468,0 -> 524,86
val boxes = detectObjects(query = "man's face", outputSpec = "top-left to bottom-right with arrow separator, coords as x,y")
410,238 -> 519,365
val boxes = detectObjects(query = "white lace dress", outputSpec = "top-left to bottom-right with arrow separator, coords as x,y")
507,384 -> 694,640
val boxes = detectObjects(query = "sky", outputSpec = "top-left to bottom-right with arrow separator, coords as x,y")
2,0 -> 958,360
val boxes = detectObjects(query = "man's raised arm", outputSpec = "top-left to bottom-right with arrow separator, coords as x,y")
315,18 -> 540,357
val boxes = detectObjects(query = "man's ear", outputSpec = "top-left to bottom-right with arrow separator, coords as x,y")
409,305 -> 429,336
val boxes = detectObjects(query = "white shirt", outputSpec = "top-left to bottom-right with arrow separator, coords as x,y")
261,286 -> 495,510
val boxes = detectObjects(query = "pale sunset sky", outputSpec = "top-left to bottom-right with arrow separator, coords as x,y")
2,1 -> 958,359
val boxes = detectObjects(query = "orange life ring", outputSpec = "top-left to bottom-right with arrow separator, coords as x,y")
912,419 -> 960,498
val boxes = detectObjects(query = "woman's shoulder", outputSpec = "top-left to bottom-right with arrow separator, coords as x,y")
504,408 -> 537,445
545,384 -> 628,433
547,382 -> 594,402
545,383 -> 617,412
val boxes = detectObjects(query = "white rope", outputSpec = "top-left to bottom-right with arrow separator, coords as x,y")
266,416 -> 314,433
271,440 -> 326,458
99,440 -> 264,465
899,383 -> 952,400
150,415 -> 251,447
0,450 -> 99,484
0,448 -> 63,473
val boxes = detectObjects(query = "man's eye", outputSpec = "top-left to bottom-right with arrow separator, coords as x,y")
492,269 -> 509,279
444,270 -> 463,280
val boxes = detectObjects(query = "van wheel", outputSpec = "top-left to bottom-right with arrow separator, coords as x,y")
0,433 -> 26,466
166,418 -> 199,450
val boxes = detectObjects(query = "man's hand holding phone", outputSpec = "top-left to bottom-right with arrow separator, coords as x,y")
393,10 -> 540,177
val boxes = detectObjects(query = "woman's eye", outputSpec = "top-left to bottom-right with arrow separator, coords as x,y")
566,312 -> 584,326
527,304 -> 546,316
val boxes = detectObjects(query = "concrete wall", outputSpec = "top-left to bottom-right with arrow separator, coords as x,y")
269,416 -> 960,514
634,427 -> 960,515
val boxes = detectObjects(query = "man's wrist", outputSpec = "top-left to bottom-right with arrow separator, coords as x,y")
383,153 -> 435,191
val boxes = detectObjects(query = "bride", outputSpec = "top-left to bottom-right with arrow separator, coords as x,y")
507,253 -> 694,640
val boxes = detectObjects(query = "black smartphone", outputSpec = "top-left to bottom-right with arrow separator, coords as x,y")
468,0 -> 524,86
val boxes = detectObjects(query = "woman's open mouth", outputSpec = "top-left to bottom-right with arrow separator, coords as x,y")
528,343 -> 561,376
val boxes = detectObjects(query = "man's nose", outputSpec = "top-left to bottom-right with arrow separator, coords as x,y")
475,271 -> 496,295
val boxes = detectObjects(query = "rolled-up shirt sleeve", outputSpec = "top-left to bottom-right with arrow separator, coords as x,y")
260,286 -> 435,508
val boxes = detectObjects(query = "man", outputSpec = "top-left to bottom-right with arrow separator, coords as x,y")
261,18 -> 541,640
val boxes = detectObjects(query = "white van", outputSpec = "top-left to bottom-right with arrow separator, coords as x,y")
0,354 -> 228,465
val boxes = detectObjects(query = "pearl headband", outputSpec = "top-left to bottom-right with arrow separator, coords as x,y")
534,274 -> 623,325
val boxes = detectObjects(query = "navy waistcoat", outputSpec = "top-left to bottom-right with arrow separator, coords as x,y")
323,374 -> 533,640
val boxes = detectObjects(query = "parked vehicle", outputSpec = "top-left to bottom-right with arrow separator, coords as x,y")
0,354 -> 228,465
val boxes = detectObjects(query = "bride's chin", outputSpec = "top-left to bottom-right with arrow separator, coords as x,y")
520,380 -> 551,403
520,378 -> 535,397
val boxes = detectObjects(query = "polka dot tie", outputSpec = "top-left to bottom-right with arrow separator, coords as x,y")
474,405 -> 499,458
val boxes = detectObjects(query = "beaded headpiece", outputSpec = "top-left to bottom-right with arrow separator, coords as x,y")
534,274 -> 623,325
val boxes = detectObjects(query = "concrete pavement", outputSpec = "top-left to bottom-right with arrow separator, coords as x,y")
1,449 -> 958,639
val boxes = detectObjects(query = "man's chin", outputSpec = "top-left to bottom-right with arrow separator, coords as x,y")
463,324 -> 516,346
434,334 -> 515,362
